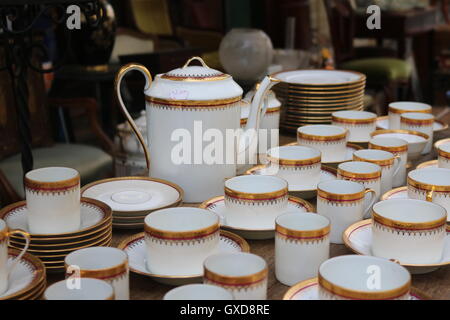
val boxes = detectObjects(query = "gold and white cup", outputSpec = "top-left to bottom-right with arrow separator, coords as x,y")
368,137 -> 408,188
297,125 -> 348,162
353,149 -> 401,195
265,145 -> 321,190
317,180 -> 376,244
437,141 -> 450,169
318,255 -> 411,300
65,247 -> 129,300
388,101 -> 432,130
408,168 -> 450,221
144,207 -> 220,276
372,199 -> 447,264
275,212 -> 330,286
337,161 -> 382,204
163,284 -> 234,300
331,110 -> 377,143
203,252 -> 268,300
224,175 -> 289,229
44,278 -> 115,300
0,219 -> 30,295
25,167 -> 81,234
400,112 -> 434,154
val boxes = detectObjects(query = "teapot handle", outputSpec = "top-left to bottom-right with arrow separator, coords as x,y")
115,63 -> 152,170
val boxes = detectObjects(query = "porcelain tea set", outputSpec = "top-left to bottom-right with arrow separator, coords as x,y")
1,56 -> 449,300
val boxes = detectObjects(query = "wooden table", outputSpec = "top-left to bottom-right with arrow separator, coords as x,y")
47,109 -> 450,300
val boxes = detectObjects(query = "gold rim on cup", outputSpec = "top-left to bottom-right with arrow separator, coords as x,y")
388,105 -> 432,115
331,115 -> 376,125
337,167 -> 381,181
353,154 -> 398,167
400,116 -> 434,126
317,188 -> 368,202
368,141 -> 408,154
372,207 -> 447,231
65,260 -> 128,280
435,138 -> 450,151
297,129 -> 348,142
275,219 -> 330,240
224,186 -> 288,201
407,176 -> 450,193
204,266 -> 268,287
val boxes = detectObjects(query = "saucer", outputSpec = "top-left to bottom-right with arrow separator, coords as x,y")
0,249 -> 46,300
283,142 -> 362,167
283,277 -> 429,300
416,160 -> 438,169
199,196 -> 315,240
245,165 -> 337,199
381,186 -> 408,201
343,219 -> 450,274
376,115 -> 448,132
117,230 -> 250,286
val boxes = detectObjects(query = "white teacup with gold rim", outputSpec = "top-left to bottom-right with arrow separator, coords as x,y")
318,255 -> 411,300
203,252 -> 268,300
331,110 -> 377,143
368,137 -> 408,188
353,149 -> 401,195
265,145 -> 321,190
0,219 -> 30,295
297,125 -> 348,162
317,180 -> 376,244
163,284 -> 234,300
144,207 -> 220,276
224,175 -> 288,229
44,278 -> 115,300
65,247 -> 129,300
437,141 -> 450,169
400,112 -> 434,154
372,199 -> 447,264
25,167 -> 81,234
388,101 -> 432,130
275,212 -> 330,286
408,168 -> 450,221
337,161 -> 382,202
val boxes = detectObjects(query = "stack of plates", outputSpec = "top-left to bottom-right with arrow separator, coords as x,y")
271,69 -> 366,132
0,198 -> 112,273
0,249 -> 46,300
81,177 -> 183,229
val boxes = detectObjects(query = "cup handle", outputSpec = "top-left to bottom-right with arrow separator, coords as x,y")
392,155 -> 402,178
363,188 -> 377,219
426,187 -> 435,202
7,229 -> 30,277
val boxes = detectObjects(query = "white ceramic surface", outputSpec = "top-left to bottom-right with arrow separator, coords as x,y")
400,112 -> 434,154
332,110 -> 377,143
272,69 -> 364,85
44,278 -> 114,300
163,284 -> 233,300
370,130 -> 428,161
388,102 -> 431,129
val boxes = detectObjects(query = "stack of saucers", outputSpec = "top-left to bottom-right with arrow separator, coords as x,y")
0,249 -> 46,300
0,198 -> 112,273
81,177 -> 183,229
271,69 -> 366,132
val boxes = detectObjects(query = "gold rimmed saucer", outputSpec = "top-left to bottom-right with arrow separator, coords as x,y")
117,230 -> 249,286
376,116 -> 449,133
416,160 -> 438,169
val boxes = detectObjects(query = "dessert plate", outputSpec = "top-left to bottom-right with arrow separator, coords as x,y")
376,116 -> 448,132
381,186 -> 408,201
81,177 -> 183,215
0,250 -> 46,300
272,69 -> 365,86
343,219 -> 450,274
118,230 -> 249,286
416,160 -> 438,169
246,165 -> 337,199
199,196 -> 315,240
283,277 -> 429,300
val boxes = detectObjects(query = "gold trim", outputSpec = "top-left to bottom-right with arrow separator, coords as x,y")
283,277 -> 319,300
317,188 -> 365,202
337,167 -> 381,180
372,211 -> 446,231
271,69 -> 366,86
266,153 -> 321,167
407,176 -> 450,192
318,270 -> 410,300
65,260 -> 128,280
332,115 -> 376,125
388,105 -> 431,115
435,138 -> 450,152
24,172 -> 79,192
353,153 -> 396,167
297,128 -> 348,142
146,95 -> 241,107
224,185 -> 288,201
416,160 -> 438,169
144,219 -> 220,240
369,141 -> 408,153
276,220 -> 330,239
438,147 -> 450,159
381,186 -> 407,201
204,265 -> 268,286
370,129 -> 429,141
400,116 -> 434,126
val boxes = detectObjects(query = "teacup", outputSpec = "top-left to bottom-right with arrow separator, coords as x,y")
65,247 -> 129,300
203,252 -> 268,300
331,110 -> 377,143
44,278 -> 115,300
388,101 -> 432,129
353,149 -> 401,194
318,255 -> 411,300
337,161 -> 382,202
437,141 -> 450,169
400,112 -> 434,154
0,219 -> 30,295
297,125 -> 348,162
224,175 -> 288,229
163,284 -> 234,300
144,207 -> 220,275
317,180 -> 376,244
25,167 -> 80,234
408,168 -> 450,221
372,199 -> 447,264
368,137 -> 408,188
265,145 -> 321,190
275,212 -> 330,286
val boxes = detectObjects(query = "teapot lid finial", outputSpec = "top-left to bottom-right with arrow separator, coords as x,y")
161,56 -> 229,82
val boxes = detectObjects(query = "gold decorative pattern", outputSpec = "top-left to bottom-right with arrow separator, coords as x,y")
144,220 -> 220,241
297,130 -> 347,142
368,141 -> 408,154
407,176 -> 450,192
224,186 -> 288,201
388,106 -> 431,114
204,266 -> 268,287
24,174 -> 80,195
332,115 -> 376,125
146,96 -> 241,107
276,222 -> 330,241
337,167 -> 381,181
370,129 -> 429,141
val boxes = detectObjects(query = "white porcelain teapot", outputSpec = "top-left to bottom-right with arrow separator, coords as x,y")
115,56 -> 280,202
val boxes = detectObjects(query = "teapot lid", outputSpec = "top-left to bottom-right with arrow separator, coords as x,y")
161,57 -> 229,82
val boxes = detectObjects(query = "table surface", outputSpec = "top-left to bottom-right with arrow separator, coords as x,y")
47,110 -> 450,300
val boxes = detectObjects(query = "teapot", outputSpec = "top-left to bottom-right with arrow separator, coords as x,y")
115,56 -> 280,202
